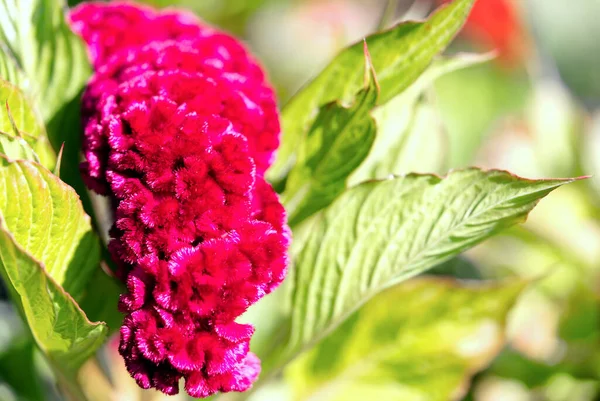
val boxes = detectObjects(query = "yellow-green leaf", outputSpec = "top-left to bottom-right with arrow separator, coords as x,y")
0,78 -> 55,168
287,278 -> 527,401
0,157 -> 105,392
262,169 -> 576,372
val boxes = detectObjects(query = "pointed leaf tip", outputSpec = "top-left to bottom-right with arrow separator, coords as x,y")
362,40 -> 380,93
5,100 -> 20,138
54,142 -> 65,176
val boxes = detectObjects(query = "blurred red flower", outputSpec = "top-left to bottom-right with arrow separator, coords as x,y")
440,0 -> 525,65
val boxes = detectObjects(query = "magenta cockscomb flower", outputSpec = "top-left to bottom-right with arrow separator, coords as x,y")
71,3 -> 289,397
71,3 -> 280,178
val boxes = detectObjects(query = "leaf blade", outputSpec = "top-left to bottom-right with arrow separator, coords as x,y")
264,169 -> 575,371
0,78 -> 55,168
286,278 -> 527,401
0,157 -> 100,299
0,225 -> 107,374
283,54 -> 379,226
0,156 -> 107,392
349,52 -> 493,184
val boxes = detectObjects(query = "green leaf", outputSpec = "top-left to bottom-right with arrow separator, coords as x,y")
0,132 -> 40,163
286,278 -> 527,401
349,53 -> 493,184
0,157 -> 106,396
281,52 -> 491,227
268,0 -> 475,184
282,47 -> 379,226
0,227 -> 106,395
0,158 -> 100,299
0,78 -> 55,168
263,169 -> 576,372
0,0 -> 91,126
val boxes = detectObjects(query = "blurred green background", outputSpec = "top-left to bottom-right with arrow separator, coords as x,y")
3,0 -> 600,400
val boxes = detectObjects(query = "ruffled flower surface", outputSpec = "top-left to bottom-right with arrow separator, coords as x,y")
71,2 -> 280,177
71,3 -> 289,397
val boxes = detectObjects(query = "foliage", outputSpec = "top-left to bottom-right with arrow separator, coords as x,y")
286,278 -> 527,401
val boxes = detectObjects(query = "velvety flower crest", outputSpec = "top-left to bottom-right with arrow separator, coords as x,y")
71,3 -> 289,397
71,2 -> 280,179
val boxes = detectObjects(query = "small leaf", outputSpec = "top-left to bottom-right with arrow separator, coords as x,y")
0,78 -> 55,168
286,278 -> 527,401
262,169 -> 576,372
53,142 -> 64,176
282,47 -> 379,226
268,0 -> 475,184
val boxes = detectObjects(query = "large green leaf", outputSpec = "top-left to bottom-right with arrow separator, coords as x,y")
282,50 -> 378,226
263,169 -> 575,372
0,78 -> 55,168
0,0 -> 91,127
268,0 -> 475,184
0,157 -> 106,395
0,227 -> 106,397
286,278 -> 526,401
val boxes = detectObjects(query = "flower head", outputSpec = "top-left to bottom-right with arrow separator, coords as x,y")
72,3 -> 280,179
71,2 -> 289,397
